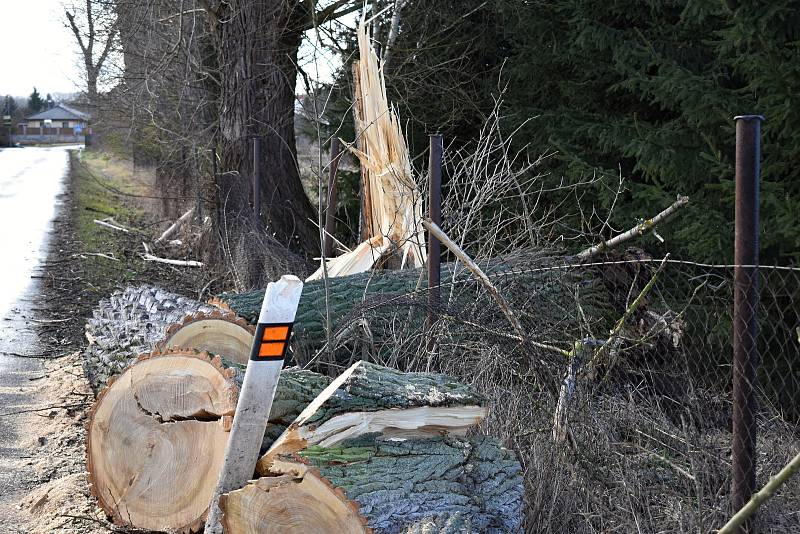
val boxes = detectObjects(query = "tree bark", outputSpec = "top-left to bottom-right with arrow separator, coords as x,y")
214,1 -> 319,256
223,435 -> 525,534
256,360 -> 487,474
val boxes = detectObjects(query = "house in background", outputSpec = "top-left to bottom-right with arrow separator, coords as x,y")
13,104 -> 90,144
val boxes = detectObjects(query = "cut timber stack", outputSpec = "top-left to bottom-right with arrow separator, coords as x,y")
217,360 -> 522,533
86,349 -> 331,533
86,350 -> 521,533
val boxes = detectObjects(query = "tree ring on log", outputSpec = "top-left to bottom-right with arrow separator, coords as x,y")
86,349 -> 239,533
157,310 -> 255,365
219,468 -> 370,534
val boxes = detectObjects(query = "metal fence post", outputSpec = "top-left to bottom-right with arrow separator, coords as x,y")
324,137 -> 342,258
731,114 -> 764,531
195,147 -> 204,225
212,148 -> 220,227
253,137 -> 262,231
427,134 -> 443,339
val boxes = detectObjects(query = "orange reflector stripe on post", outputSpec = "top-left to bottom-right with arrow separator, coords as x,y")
262,325 -> 290,342
258,342 -> 285,357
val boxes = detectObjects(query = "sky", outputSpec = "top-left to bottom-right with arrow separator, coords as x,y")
0,0 -> 84,98
0,0 -> 354,100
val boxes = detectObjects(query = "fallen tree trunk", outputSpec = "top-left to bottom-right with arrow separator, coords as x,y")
222,435 -> 524,534
256,360 -> 487,474
86,349 -> 331,532
86,253 -> 587,388
213,252 -> 596,364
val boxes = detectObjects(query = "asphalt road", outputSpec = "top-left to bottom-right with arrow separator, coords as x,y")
0,145 -> 76,526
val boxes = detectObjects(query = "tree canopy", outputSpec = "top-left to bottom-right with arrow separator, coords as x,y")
327,0 -> 800,263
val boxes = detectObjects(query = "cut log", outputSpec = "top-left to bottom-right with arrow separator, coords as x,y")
257,360 -> 487,474
87,349 -> 332,532
85,285 -> 223,390
86,350 -> 238,533
222,435 -> 524,534
219,473 -> 368,533
157,310 -> 255,365
88,252 -> 605,385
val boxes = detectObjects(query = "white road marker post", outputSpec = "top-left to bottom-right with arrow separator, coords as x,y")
204,275 -> 304,533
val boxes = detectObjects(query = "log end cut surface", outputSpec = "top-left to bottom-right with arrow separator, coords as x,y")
219,473 -> 369,534
159,312 -> 255,365
87,351 -> 238,533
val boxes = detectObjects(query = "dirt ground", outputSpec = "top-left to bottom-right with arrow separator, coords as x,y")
1,149 -> 211,533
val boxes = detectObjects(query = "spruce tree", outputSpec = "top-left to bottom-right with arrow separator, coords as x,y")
28,87 -> 44,113
498,0 -> 800,262
326,1 -> 800,262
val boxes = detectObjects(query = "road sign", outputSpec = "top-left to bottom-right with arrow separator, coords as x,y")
204,275 -> 304,533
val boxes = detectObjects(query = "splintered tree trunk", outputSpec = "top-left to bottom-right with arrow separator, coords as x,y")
87,350 -> 331,532
257,360 -> 487,474
222,435 -> 525,534
214,0 -> 318,256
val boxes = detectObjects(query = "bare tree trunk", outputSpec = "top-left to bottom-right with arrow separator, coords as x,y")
215,1 -> 319,257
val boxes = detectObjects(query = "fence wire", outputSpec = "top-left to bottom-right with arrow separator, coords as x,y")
309,255 -> 800,533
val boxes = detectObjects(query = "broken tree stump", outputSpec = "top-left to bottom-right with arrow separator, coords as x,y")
222,435 -> 524,533
257,360 -> 487,474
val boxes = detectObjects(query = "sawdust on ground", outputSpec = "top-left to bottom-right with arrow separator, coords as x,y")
11,352 -> 113,533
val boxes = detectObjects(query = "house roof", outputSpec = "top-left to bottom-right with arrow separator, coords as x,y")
27,104 -> 89,121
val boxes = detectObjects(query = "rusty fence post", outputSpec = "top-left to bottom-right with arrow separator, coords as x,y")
427,134 -> 443,341
252,137 -> 262,231
212,148 -> 220,228
731,114 -> 764,532
324,137 -> 342,258
195,147 -> 204,225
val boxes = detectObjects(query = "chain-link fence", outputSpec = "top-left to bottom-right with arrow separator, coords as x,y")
307,253 -> 800,533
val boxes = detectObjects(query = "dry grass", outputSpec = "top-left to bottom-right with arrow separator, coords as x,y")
306,106 -> 800,532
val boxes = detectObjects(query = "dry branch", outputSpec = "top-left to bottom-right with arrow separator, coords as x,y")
718,451 -> 800,533
141,253 -> 203,267
576,196 -> 689,259
93,219 -> 129,233
423,219 -> 526,341
155,208 -> 195,243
